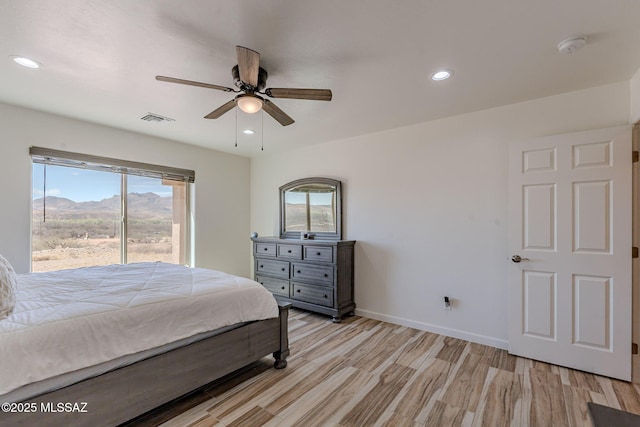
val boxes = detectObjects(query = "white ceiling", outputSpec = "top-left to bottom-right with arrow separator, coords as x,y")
1,0 -> 639,158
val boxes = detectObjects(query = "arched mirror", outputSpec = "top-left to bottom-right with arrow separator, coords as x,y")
280,177 -> 342,240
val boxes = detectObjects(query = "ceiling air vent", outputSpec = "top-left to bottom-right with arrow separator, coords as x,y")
139,113 -> 175,124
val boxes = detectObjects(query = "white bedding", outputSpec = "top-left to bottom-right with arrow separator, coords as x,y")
0,262 -> 278,397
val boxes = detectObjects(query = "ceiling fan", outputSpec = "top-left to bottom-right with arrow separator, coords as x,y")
156,46 -> 332,126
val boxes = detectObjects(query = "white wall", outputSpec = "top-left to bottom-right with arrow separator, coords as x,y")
251,81 -> 630,348
0,102 -> 251,276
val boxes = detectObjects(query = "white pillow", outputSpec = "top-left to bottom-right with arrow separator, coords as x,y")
0,254 -> 17,320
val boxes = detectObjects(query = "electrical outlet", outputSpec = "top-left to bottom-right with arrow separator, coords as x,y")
443,296 -> 451,311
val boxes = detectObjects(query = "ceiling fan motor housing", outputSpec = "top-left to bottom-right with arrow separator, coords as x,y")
232,65 -> 268,91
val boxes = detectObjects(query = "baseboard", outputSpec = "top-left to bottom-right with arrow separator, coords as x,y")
355,308 -> 509,350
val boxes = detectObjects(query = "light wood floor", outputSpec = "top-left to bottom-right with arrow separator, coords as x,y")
126,309 -> 640,427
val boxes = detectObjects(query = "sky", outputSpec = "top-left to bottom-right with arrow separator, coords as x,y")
32,164 -> 172,202
285,191 -> 333,205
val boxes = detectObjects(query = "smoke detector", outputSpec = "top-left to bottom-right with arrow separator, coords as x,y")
557,36 -> 586,55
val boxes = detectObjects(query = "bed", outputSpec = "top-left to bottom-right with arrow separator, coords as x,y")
0,262 -> 290,427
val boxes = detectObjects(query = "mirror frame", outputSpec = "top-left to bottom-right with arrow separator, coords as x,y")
279,177 -> 342,240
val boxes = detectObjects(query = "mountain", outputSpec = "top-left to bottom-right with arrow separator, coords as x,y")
32,193 -> 172,219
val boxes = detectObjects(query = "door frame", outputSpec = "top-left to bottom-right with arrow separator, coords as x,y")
633,121 -> 639,382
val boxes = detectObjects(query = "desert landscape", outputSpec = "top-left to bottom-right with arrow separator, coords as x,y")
32,193 -> 174,271
284,203 -> 336,232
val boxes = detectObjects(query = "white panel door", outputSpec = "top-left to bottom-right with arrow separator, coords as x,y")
508,126 -> 632,380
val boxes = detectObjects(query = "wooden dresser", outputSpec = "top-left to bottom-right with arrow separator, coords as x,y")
251,237 -> 355,322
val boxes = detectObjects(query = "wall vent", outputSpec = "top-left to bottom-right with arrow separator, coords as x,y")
139,113 -> 175,124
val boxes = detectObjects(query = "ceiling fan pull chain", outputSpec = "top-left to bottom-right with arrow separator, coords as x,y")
234,106 -> 238,147
261,110 -> 264,151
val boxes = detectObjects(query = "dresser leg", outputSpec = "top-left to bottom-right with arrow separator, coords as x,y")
274,356 -> 288,369
332,316 -> 342,323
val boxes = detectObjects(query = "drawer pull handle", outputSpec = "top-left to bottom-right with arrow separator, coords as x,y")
324,274 -> 328,277
264,247 -> 268,251
260,282 -> 263,285
281,286 -> 286,290
317,252 -> 321,256
281,268 -> 285,271
324,295 -> 328,298
287,250 -> 292,253
260,265 -> 264,268
297,270 -> 301,274
297,289 -> 301,293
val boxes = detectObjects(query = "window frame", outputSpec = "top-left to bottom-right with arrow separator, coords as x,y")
30,147 -> 194,270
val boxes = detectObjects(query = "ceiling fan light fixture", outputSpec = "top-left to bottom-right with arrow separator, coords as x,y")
236,95 -> 263,114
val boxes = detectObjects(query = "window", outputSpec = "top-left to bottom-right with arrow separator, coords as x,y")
30,147 -> 193,272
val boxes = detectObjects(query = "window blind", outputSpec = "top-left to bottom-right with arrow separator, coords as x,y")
29,147 -> 195,183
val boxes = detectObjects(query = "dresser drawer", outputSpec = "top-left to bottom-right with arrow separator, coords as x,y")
256,275 -> 289,297
255,243 -> 277,257
292,263 -> 333,285
292,282 -> 334,307
303,246 -> 334,263
277,244 -> 302,259
256,259 -> 290,278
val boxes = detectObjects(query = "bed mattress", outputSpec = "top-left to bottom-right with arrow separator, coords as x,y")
0,262 -> 278,398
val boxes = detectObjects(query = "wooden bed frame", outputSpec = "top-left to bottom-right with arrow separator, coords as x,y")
0,303 -> 290,427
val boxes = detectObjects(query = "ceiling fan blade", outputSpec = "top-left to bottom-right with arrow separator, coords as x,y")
236,46 -> 260,87
156,76 -> 234,92
262,99 -> 294,126
204,99 -> 236,119
265,88 -> 332,101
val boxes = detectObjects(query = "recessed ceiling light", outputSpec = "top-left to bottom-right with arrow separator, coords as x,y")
431,69 -> 453,81
243,129 -> 255,135
10,56 -> 41,69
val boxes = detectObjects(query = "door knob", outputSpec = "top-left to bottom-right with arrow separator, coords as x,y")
511,255 -> 530,263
